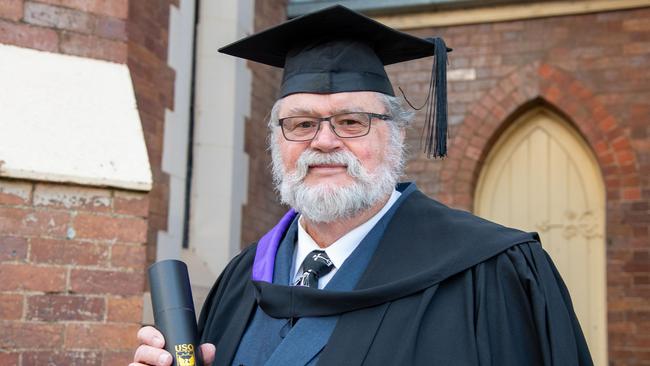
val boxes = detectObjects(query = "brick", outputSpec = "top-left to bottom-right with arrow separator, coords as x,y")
102,351 -> 132,366
69,269 -> 144,296
0,236 -> 27,261
23,351 -> 101,366
465,146 -> 481,161
36,0 -> 128,19
623,42 -> 650,55
107,296 -> 142,323
545,85 -> 561,103
634,275 -> 650,285
0,322 -> 64,348
23,0 -> 128,42
0,263 -> 66,292
94,15 -> 126,41
24,1 -> 91,33
599,116 -> 616,133
619,163 -> 637,175
60,31 -> 127,63
110,244 -> 145,269
33,184 -> 111,212
623,18 -> 650,32
64,323 -> 139,350
27,294 -> 105,321
609,321 -> 637,334
73,213 -> 147,243
616,150 -> 635,166
611,136 -> 631,152
0,207 -> 69,238
491,104 -> 506,120
623,260 -> 649,273
0,19 -> 58,52
621,175 -> 640,188
148,180 -> 170,217
479,95 -> 497,113
0,179 -> 31,205
600,152 -> 615,166
0,0 -> 22,21
630,310 -> 650,322
0,294 -> 23,320
113,191 -> 149,217
538,62 -> 560,80
0,352 -> 19,365
608,271 -> 632,286
470,104 -> 488,120
30,238 -> 109,266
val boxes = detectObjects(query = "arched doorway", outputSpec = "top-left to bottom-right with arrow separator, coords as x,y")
475,107 -> 607,364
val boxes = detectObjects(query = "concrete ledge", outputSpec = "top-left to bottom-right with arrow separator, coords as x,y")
0,44 -> 152,192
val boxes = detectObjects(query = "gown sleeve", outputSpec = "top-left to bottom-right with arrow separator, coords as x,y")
197,244 -> 256,342
474,241 -> 594,366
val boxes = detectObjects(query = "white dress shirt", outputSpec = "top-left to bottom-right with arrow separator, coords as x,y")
291,190 -> 401,289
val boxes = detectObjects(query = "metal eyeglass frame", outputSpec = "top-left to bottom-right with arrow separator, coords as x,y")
278,112 -> 392,142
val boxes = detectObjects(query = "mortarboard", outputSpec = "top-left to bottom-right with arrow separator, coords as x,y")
219,5 -> 451,158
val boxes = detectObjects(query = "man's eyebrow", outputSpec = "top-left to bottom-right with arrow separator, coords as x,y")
285,107 -> 319,116
284,107 -> 365,116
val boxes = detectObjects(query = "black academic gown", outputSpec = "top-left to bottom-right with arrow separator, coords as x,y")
198,190 -> 593,366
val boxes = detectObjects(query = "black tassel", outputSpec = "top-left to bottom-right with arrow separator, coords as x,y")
399,37 -> 449,158
431,37 -> 448,158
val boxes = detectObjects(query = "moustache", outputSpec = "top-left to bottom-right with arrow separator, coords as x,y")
290,150 -> 365,181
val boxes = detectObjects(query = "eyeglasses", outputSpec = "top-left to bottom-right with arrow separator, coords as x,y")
278,112 -> 391,142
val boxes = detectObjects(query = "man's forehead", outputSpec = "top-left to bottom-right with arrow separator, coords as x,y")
279,92 -> 386,115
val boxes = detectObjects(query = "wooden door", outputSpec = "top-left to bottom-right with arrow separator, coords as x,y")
475,108 -> 607,365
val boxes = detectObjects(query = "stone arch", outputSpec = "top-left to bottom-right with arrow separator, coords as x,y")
438,62 -> 641,211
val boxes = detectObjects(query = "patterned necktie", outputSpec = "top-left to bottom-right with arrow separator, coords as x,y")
295,250 -> 334,288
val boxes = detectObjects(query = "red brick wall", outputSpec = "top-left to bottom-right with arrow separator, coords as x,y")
125,0 -> 175,264
0,0 -> 174,364
0,0 -> 129,62
385,8 -> 649,365
0,0 -> 174,267
241,0 -> 288,246
0,179 -> 149,365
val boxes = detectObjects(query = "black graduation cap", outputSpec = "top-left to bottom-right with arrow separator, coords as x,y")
219,5 -> 451,158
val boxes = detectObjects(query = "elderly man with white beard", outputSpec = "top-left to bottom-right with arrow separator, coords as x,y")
131,5 -> 592,366
270,91 -> 409,249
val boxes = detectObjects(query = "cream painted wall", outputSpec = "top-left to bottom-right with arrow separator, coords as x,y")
157,0 -> 196,263
148,0 -> 253,321
186,0 -> 252,305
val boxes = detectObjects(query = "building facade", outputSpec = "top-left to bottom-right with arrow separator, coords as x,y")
0,1 -> 648,365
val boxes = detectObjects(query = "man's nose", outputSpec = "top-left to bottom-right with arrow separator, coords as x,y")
310,120 -> 343,152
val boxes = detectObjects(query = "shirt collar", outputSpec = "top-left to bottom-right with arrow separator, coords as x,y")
293,189 -> 401,277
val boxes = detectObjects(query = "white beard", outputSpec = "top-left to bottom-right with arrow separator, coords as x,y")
271,142 -> 402,223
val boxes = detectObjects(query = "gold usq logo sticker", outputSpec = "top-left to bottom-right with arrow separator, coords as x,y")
174,343 -> 196,366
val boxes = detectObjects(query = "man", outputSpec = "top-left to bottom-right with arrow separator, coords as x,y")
132,5 -> 593,366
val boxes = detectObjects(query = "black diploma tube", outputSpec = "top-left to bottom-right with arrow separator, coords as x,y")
148,259 -> 203,366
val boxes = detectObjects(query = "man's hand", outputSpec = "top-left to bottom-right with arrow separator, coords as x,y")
130,326 -> 216,366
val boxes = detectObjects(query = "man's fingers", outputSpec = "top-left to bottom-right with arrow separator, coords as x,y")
134,328 -> 213,366
200,343 -> 216,364
137,326 -> 165,348
133,345 -> 173,366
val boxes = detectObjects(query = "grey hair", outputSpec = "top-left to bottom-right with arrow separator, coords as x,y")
380,93 -> 415,129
